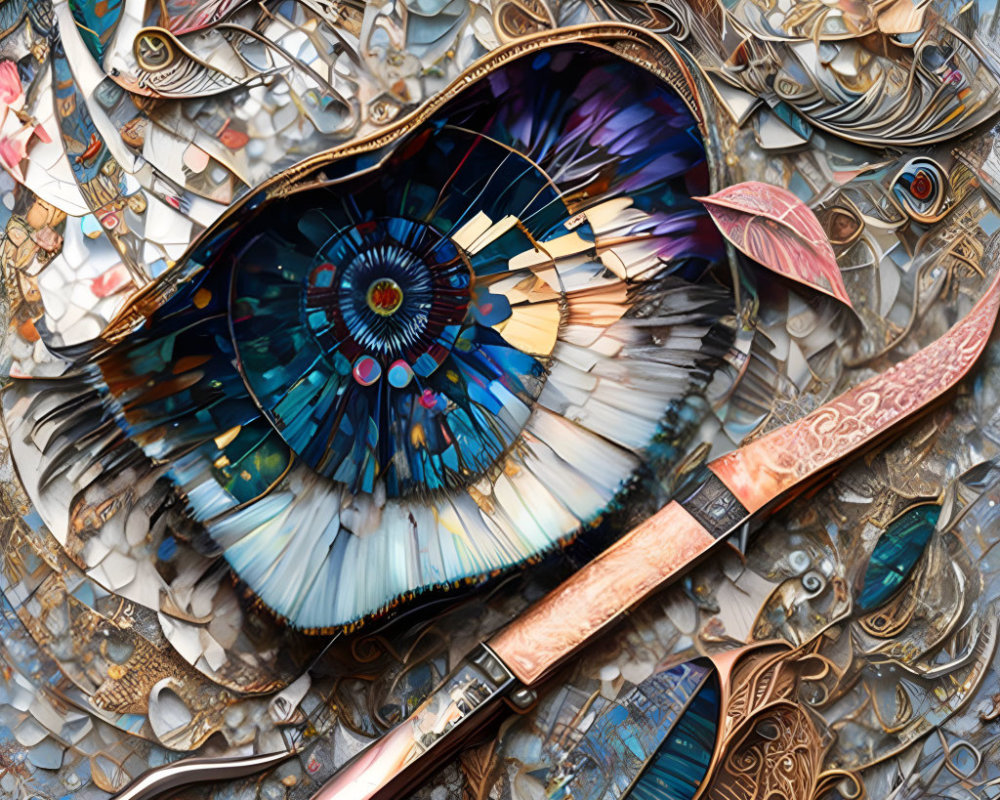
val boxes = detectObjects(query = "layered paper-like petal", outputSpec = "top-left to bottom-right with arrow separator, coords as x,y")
697,181 -> 852,307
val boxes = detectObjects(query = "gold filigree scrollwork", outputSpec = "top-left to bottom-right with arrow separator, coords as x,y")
714,702 -> 825,800
702,642 -> 864,800
493,0 -> 556,42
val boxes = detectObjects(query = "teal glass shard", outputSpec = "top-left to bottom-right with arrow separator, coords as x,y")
857,503 -> 941,612
69,0 -> 124,60
550,661 -> 714,800
625,668 -> 720,800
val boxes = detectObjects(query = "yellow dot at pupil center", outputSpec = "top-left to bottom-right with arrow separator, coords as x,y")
367,278 -> 404,316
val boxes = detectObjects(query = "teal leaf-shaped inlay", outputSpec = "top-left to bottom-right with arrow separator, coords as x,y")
625,669 -> 720,800
857,503 -> 941,613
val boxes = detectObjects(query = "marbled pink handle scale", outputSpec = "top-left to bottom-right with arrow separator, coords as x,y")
488,501 -> 716,684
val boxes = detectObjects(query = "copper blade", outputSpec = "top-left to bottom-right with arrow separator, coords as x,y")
489,269 -> 1000,687
710,268 -> 1000,513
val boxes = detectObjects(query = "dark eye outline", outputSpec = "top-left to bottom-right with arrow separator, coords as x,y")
11,25 -> 743,641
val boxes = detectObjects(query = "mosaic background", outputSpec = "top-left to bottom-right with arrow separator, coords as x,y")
3,1 -> 1000,799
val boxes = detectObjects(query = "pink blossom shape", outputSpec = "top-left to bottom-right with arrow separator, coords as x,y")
0,60 -> 22,105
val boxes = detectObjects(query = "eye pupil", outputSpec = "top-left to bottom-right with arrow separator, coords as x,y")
367,278 -> 404,316
910,172 -> 932,199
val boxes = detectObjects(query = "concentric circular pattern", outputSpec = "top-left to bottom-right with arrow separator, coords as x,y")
305,220 -> 469,365
230,135 -> 560,496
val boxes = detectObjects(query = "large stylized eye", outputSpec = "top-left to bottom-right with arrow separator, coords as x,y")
9,39 -> 735,632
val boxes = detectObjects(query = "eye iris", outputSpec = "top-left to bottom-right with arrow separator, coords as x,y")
910,171 -> 932,200
367,278 -> 403,316
891,157 -> 946,222
232,198 -> 553,496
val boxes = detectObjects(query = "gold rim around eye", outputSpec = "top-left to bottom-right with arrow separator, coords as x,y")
102,23 -> 715,342
134,29 -> 175,72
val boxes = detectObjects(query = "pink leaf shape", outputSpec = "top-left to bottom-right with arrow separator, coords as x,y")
696,181 -> 853,308
0,132 -> 27,182
0,60 -> 22,106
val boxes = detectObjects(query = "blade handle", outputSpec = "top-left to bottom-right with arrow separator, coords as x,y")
487,499 -> 719,686
309,645 -> 516,800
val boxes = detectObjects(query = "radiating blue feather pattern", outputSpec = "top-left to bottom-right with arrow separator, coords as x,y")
4,43 -> 734,631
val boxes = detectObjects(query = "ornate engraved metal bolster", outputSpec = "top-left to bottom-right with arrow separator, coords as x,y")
675,469 -> 752,539
310,645 -> 516,800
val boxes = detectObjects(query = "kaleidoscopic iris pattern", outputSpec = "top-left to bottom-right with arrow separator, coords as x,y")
227,135 -> 565,496
8,42 -> 733,631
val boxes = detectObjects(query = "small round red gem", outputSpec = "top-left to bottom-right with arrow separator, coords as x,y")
366,278 -> 404,316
